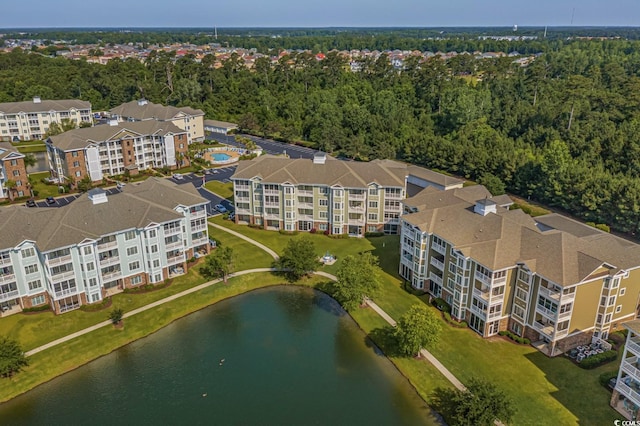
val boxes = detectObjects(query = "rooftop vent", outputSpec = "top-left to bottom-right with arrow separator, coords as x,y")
33,96 -> 41,104
137,98 -> 148,106
107,118 -> 119,127
474,198 -> 497,216
88,188 -> 108,205
313,152 -> 326,165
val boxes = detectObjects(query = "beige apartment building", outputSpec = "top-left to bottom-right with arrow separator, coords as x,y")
46,120 -> 189,188
230,153 -> 463,235
0,142 -> 29,201
399,185 -> 640,356
0,97 -> 92,141
110,99 -> 205,143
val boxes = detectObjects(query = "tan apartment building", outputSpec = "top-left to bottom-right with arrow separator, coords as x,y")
399,185 -> 640,356
0,178 -> 210,315
0,142 -> 29,201
230,153 -> 463,235
0,97 -> 92,141
46,120 -> 189,187
110,99 -> 205,143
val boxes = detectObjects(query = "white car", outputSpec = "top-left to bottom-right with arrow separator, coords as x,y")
173,173 -> 184,180
215,204 -> 227,213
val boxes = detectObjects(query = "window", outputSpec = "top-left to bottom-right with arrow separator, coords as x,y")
616,305 -> 622,313
10,159 -> 17,166
319,223 -> 328,231
151,245 -> 158,253
31,295 -> 46,306
334,189 -> 343,197
28,280 -> 42,291
334,215 -> 342,222
600,296 -> 607,306
620,288 -> 626,296
597,314 -> 603,324
537,296 -> 557,314
25,264 -> 38,274
86,262 -> 95,271
131,275 -> 142,285
319,199 -> 328,206
15,180 -> 22,187
73,161 -> 80,167
89,277 -> 98,287
613,278 -> 620,288
129,261 -> 140,270
75,171 -> 81,177
369,187 -> 377,195
83,246 -> 92,255
72,151 -> 78,157
334,202 -> 342,209
153,259 -> 160,268
21,247 -> 35,258
368,213 -> 378,221
559,303 -> 572,314
605,313 -> 612,323
517,269 -> 530,283
148,230 -> 156,238
179,143 -> 184,149
368,201 -> 378,208
127,246 -> 138,256
12,170 -> 20,176
608,296 -> 616,306
513,304 -> 525,319
319,211 -> 328,219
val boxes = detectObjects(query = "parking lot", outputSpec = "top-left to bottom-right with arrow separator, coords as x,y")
207,133 -> 317,159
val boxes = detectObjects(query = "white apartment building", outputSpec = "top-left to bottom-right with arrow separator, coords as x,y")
0,97 -> 92,141
231,154 -> 463,235
0,178 -> 210,315
46,120 -> 189,187
110,99 -> 205,143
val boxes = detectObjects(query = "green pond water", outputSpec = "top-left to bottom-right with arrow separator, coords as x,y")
0,286 -> 439,425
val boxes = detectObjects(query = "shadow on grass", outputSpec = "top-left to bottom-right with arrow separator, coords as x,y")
365,326 -> 404,358
523,350 -> 620,424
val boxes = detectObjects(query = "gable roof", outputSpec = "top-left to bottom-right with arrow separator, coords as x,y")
0,178 -> 207,252
0,142 -> 24,161
48,121 -> 185,151
0,99 -> 91,114
110,100 -> 204,121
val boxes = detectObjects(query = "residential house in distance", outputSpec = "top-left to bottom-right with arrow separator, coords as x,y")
230,153 -> 463,236
399,185 -> 640,356
110,99 -> 205,144
0,97 -> 92,141
204,119 -> 238,135
46,120 -> 189,187
0,178 -> 210,315
0,142 -> 29,201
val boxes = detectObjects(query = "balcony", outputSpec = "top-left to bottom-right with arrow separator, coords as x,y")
533,321 -> 555,338
558,309 -> 572,320
264,201 -> 280,207
615,381 -> 640,408
470,304 -> 487,319
429,272 -> 443,286
190,209 -> 206,219
264,212 -> 281,220
473,286 -> 490,301
297,213 -> 314,220
164,226 -> 182,236
622,358 -> 640,383
99,255 -> 120,267
536,304 -> 557,319
0,273 -> 16,284
264,189 -> 280,195
165,241 -> 183,250
348,203 -> 366,212
97,240 -> 118,251
628,339 -> 640,357
297,189 -> 313,196
431,243 -> 446,255
0,256 -> 10,266
235,195 -> 250,202
192,236 -> 209,246
430,257 -> 445,271
102,270 -> 122,281
488,309 -> 502,320
167,254 -> 185,266
191,223 -> 207,232
0,290 -> 20,301
475,272 -> 491,286
54,286 -> 79,299
348,192 -> 366,201
47,254 -> 72,267
538,285 -> 561,301
235,184 -> 250,191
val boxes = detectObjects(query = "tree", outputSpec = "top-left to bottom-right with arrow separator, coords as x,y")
0,336 -> 28,378
478,172 -> 506,196
4,180 -> 16,200
435,378 -> 516,426
334,252 -> 381,311
276,237 -> 317,282
109,308 -> 124,326
201,246 -> 235,282
76,175 -> 93,192
394,304 -> 441,357
23,154 -> 36,168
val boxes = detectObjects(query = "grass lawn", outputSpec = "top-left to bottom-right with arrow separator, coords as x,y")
208,224 -> 274,269
15,144 -> 46,153
204,181 -> 234,200
28,171 -> 61,198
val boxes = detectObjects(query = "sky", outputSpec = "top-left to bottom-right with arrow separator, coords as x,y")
1,0 -> 639,28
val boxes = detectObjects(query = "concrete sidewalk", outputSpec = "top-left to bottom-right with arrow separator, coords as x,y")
210,222 -> 280,260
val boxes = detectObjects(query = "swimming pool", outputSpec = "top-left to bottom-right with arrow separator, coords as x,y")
212,153 -> 231,161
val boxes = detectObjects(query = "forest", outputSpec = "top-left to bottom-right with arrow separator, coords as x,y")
1,35 -> 640,237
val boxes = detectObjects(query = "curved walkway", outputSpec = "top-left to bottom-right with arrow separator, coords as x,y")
210,222 -> 280,260
26,227 -> 466,400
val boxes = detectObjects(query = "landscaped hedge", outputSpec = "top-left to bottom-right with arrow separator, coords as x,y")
498,330 -> 531,345
431,297 -> 451,313
22,304 -> 51,313
79,297 -> 112,312
278,229 -> 299,235
443,311 -> 468,328
578,350 -> 618,369
327,234 -> 349,239
364,232 -> 385,237
599,370 -> 619,387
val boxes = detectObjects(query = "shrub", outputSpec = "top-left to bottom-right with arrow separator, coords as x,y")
309,228 -> 317,234
248,223 -> 261,229
498,330 -> 530,345
578,350 -> 617,369
323,229 -> 330,235
599,370 -> 619,387
188,257 -> 197,263
22,304 -> 51,313
431,297 -> 451,313
443,311 -> 468,328
364,231 -> 385,237
328,234 -> 349,239
595,223 -> 610,233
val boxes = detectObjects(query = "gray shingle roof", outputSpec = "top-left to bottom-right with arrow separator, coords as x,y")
48,121 -> 185,151
110,100 -> 204,121
0,142 -> 23,161
0,99 -> 91,114
0,178 -> 207,252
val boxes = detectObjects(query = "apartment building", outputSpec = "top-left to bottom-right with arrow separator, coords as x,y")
0,178 -> 210,315
110,99 -> 205,143
0,97 -> 92,141
612,320 -> 640,420
230,153 -> 463,235
399,185 -> 640,356
0,142 -> 29,201
46,120 -> 189,187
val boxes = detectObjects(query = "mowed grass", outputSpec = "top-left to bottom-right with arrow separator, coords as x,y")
204,181 -> 234,200
0,272 -> 327,403
28,171 -> 61,198
0,230 -> 272,352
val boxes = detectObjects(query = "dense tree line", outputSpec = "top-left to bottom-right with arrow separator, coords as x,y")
2,38 -> 640,237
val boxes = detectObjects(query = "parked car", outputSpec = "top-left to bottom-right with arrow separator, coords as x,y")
215,204 -> 227,213
228,212 -> 235,221
173,173 -> 184,180
212,169 -> 219,174
26,199 -> 36,207
116,182 -> 125,190
46,197 -> 56,204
